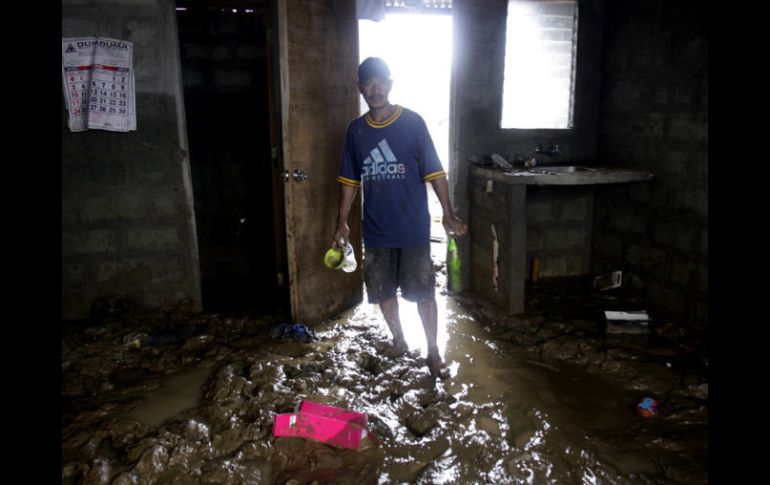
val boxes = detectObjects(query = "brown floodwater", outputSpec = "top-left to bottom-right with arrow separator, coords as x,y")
122,365 -> 213,429
63,278 -> 707,484
311,297 -> 659,484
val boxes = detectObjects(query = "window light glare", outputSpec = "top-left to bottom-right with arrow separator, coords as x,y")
501,0 -> 578,129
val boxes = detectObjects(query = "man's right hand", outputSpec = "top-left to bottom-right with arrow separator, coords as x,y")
333,184 -> 357,249
332,223 -> 349,249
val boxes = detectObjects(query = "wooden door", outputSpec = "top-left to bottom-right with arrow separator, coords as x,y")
277,0 -> 363,323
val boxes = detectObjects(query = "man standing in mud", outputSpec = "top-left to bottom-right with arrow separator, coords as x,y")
331,57 -> 467,378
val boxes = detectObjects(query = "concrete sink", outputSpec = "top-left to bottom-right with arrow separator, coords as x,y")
474,164 -> 654,186
468,163 -> 655,315
525,165 -> 596,175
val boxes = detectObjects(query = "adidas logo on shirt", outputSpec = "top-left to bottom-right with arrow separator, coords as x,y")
362,139 -> 406,181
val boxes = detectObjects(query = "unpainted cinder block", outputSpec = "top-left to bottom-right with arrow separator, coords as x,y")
125,227 -> 181,251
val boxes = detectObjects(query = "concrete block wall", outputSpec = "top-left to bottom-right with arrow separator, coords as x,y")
175,7 -> 279,312
450,0 -> 605,288
176,9 -> 272,283
469,166 -> 597,317
469,177 -> 594,312
62,0 -> 202,319
179,12 -> 268,94
592,0 -> 707,324
527,187 -> 593,278
468,175 -> 513,311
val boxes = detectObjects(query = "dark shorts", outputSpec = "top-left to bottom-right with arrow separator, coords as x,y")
364,244 -> 435,304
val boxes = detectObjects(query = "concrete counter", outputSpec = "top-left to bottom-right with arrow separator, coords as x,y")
469,165 -> 653,315
472,165 -> 654,186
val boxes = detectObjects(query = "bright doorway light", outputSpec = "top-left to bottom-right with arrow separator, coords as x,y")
358,14 -> 453,169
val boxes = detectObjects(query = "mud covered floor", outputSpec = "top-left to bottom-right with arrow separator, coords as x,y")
62,277 -> 707,484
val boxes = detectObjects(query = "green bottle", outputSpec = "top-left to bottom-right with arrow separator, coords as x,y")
447,237 -> 461,293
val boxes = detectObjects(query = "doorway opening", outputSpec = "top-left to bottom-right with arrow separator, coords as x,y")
358,10 -> 453,171
176,1 -> 288,316
358,6 -> 454,260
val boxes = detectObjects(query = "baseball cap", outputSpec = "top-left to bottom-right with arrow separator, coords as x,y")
358,57 -> 391,83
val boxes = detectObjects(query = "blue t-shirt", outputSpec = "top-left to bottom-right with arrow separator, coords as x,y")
337,106 -> 445,248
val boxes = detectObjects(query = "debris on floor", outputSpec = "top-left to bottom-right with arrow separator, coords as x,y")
271,323 -> 318,343
62,277 -> 707,484
605,309 -> 651,335
594,269 -> 623,291
637,397 -> 659,418
273,400 -> 373,450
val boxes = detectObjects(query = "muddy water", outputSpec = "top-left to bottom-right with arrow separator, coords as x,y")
62,281 -> 707,484
334,299 -> 658,484
122,366 -> 213,429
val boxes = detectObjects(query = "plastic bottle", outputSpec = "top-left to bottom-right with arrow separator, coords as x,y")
447,237 -> 461,293
340,242 -> 357,273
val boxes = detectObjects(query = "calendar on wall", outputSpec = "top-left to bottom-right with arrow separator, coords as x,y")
62,37 -> 136,133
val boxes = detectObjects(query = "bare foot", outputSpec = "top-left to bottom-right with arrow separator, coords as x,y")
381,338 -> 409,358
426,352 -> 449,380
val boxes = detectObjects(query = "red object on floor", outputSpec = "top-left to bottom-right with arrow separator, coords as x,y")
272,400 -> 370,450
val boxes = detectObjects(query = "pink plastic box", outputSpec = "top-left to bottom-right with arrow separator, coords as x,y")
273,400 -> 369,450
